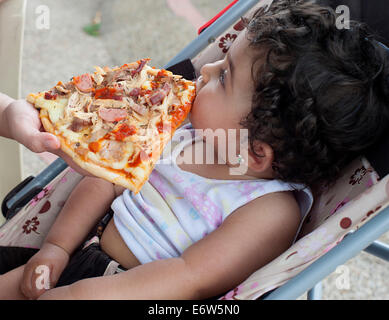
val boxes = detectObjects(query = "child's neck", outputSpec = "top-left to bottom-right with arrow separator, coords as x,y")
176,138 -> 274,181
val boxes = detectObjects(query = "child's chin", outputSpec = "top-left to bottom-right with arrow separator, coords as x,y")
187,111 -> 200,129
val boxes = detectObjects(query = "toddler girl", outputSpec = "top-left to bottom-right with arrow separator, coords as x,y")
1,0 -> 388,299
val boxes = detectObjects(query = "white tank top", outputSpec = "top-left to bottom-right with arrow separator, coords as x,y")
112,123 -> 313,264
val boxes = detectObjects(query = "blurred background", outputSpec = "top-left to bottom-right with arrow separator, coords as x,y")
10,0 -> 389,300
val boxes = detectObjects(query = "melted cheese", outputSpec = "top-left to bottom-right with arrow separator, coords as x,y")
141,80 -> 153,90
35,96 -> 68,124
58,123 -> 86,143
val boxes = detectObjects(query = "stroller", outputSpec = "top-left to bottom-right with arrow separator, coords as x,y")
1,0 -> 389,300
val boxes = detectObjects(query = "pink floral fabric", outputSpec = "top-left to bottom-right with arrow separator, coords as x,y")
0,168 -> 83,249
191,3 -> 260,75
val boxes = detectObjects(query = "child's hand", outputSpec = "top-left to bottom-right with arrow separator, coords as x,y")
3,99 -> 60,152
20,242 -> 69,299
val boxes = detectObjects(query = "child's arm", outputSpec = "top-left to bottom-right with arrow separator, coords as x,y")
21,176 -> 117,299
43,176 -> 116,254
39,191 -> 301,300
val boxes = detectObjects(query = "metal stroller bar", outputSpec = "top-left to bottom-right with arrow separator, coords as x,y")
165,0 -> 260,69
263,205 -> 389,300
307,282 -> 322,300
303,238 -> 389,300
364,240 -> 389,262
4,158 -> 68,220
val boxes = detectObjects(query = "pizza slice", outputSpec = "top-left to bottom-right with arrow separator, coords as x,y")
27,59 -> 196,194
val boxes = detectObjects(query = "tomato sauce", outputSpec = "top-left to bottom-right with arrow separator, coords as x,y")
156,121 -> 171,134
127,150 -> 149,168
170,103 -> 191,129
88,141 -> 101,153
94,87 -> 123,100
113,123 -> 137,141
44,92 -> 58,100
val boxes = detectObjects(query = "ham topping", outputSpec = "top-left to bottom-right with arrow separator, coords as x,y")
98,107 -> 128,122
130,103 -> 148,116
89,128 -> 108,143
73,74 -> 94,93
128,97 -> 148,116
129,88 -> 141,97
69,117 -> 92,132
44,92 -> 57,100
150,83 -> 171,105
131,59 -> 149,76
99,140 -> 125,161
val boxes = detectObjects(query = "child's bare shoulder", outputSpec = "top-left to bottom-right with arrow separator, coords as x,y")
227,190 -> 301,241
234,191 -> 299,220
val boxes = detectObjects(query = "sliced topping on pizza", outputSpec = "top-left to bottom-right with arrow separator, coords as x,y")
73,74 -> 94,93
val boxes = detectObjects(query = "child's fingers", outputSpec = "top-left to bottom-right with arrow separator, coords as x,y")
20,263 -> 35,299
21,263 -> 49,299
30,267 -> 50,299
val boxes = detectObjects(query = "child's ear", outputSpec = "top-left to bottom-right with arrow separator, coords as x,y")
247,141 -> 274,173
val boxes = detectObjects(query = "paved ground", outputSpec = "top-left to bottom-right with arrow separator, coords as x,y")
7,0 -> 389,300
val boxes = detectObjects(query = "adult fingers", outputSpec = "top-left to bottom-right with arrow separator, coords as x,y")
52,149 -> 95,177
21,131 -> 60,153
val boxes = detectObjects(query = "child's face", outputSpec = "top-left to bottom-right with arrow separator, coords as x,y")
190,31 -> 256,136
189,31 -> 274,177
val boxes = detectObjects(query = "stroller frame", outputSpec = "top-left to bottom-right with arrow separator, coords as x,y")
2,0 -> 389,300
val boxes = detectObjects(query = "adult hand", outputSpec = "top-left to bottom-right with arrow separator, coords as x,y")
3,99 -> 60,152
3,99 -> 96,177
53,147 -> 96,177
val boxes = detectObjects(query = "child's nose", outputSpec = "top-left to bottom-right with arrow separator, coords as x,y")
200,60 -> 220,83
200,64 -> 211,84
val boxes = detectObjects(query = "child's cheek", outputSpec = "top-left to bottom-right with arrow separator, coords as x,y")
189,97 -> 206,128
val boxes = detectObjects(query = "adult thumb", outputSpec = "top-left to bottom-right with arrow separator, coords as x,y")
26,132 -> 60,153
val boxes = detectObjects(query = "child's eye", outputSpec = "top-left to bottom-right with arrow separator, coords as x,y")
219,69 -> 226,87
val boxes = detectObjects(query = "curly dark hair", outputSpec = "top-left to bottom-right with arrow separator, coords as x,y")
240,0 -> 389,192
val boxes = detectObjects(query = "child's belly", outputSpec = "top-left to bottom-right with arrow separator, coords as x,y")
100,219 -> 141,269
